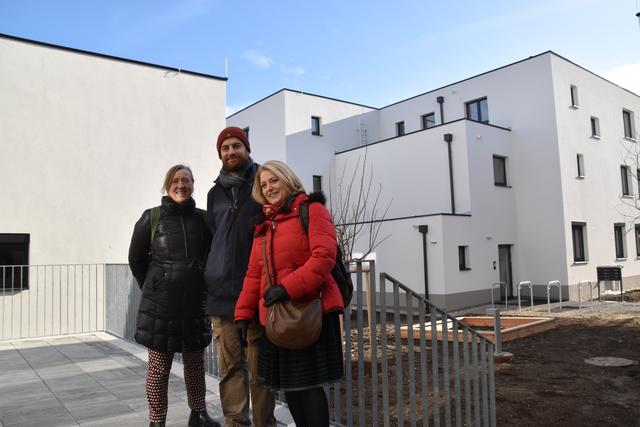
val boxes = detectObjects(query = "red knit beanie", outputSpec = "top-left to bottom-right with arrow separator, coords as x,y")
216,126 -> 250,158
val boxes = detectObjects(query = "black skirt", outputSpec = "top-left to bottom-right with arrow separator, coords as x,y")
258,311 -> 344,391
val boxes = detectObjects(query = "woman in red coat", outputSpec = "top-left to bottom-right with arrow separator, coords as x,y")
235,160 -> 344,427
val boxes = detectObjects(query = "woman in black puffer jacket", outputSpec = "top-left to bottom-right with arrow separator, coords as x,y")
128,164 -> 219,427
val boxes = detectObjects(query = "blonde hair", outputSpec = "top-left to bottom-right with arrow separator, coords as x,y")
162,164 -> 194,194
252,160 -> 306,205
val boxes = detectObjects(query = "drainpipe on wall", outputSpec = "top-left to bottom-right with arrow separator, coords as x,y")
444,133 -> 455,214
417,225 -> 429,299
437,96 -> 445,124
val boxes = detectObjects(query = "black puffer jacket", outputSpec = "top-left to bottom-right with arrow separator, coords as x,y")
128,196 -> 212,353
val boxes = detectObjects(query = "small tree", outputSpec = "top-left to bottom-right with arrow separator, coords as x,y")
329,148 -> 391,261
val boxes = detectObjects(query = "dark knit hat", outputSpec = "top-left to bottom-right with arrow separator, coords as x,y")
216,126 -> 250,157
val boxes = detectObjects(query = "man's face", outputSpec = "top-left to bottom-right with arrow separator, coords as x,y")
219,137 -> 249,173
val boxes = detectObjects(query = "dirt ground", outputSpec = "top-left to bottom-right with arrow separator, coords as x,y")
493,290 -> 640,427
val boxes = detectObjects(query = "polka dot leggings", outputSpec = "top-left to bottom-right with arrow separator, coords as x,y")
146,349 -> 207,422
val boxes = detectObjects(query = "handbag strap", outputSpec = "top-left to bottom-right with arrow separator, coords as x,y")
261,230 -> 277,288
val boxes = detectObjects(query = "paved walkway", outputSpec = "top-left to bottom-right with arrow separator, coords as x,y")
0,333 -> 293,426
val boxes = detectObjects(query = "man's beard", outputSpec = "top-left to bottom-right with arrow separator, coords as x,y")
223,156 -> 248,173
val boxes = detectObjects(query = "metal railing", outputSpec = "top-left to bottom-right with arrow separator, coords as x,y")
0,264 -> 105,340
3,263 -> 496,426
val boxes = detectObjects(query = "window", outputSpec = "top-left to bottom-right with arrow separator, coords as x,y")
242,127 -> 250,141
466,97 -> 489,123
458,246 -> 470,270
0,234 -> 29,290
396,121 -> 405,136
311,116 -> 321,135
421,112 -> 436,129
637,169 -> 640,198
635,225 -> 640,257
621,166 -> 631,196
590,117 -> 600,138
312,175 -> 322,193
614,223 -> 626,259
623,110 -> 635,139
571,223 -> 587,262
577,154 -> 585,178
493,155 -> 507,186
570,85 -> 579,107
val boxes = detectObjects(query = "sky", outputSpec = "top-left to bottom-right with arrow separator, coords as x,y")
1,1 -> 639,115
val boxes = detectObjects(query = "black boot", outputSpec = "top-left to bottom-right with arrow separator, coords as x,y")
149,422 -> 165,427
188,410 -> 221,427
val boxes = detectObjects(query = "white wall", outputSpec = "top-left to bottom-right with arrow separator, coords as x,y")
0,37 -> 226,264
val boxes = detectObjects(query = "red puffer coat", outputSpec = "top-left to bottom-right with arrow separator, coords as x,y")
235,193 -> 344,325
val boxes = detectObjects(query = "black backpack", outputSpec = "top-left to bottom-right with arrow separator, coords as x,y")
299,202 -> 353,307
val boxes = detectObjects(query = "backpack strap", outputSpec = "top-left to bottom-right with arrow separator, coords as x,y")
149,206 -> 161,243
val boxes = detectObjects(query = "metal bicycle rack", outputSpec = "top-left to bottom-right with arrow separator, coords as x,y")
518,281 -> 534,310
577,280 -> 594,309
547,280 -> 562,313
490,281 -> 508,308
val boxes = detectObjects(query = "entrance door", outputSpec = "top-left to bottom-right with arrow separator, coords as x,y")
498,245 -> 513,300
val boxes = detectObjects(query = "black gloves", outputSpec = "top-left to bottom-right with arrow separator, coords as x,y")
263,284 -> 289,307
236,320 -> 249,348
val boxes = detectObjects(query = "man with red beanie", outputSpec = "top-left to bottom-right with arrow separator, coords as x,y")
204,127 -> 276,427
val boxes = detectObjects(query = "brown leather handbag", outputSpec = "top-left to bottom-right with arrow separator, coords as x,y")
262,234 -> 322,350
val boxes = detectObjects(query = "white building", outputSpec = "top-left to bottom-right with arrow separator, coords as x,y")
0,34 -> 226,267
228,51 -> 640,310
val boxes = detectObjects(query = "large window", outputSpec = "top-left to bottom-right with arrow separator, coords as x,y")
621,165 -> 631,196
312,175 -> 322,193
466,97 -> 489,124
395,121 -> 405,136
493,155 -> 507,186
0,234 -> 29,290
571,223 -> 586,262
614,223 -> 626,259
623,109 -> 635,139
311,116 -> 321,136
421,112 -> 436,129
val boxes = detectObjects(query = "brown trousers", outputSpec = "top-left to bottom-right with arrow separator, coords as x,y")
211,316 -> 276,427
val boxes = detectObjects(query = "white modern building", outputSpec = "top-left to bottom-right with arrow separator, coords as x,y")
228,51 -> 640,309
0,34 -> 227,268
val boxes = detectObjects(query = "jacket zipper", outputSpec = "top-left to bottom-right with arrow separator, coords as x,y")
179,215 -> 189,258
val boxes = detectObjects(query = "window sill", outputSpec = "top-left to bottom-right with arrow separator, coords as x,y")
576,175 -> 585,180
624,137 -> 637,142
590,135 -> 601,140
569,105 -> 580,110
459,267 -> 472,271
622,195 -> 634,199
615,258 -> 627,261
494,184 -> 512,188
572,261 -> 588,265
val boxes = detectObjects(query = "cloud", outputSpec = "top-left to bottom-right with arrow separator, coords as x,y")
244,50 -> 273,69
603,62 -> 640,95
281,65 -> 305,77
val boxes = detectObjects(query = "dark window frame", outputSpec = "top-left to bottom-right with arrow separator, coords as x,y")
465,97 -> 489,124
311,116 -> 321,136
312,175 -> 322,193
635,224 -> 640,257
421,112 -> 436,129
493,155 -> 507,186
621,165 -> 631,196
614,223 -> 626,259
623,110 -> 634,139
577,154 -> 584,177
570,85 -> 579,107
0,233 -> 30,290
590,116 -> 600,137
458,245 -> 470,270
571,223 -> 586,262
395,121 -> 405,136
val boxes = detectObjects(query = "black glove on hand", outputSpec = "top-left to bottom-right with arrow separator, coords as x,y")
236,320 -> 249,348
263,284 -> 289,307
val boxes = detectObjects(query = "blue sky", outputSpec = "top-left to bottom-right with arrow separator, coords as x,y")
1,0 -> 639,115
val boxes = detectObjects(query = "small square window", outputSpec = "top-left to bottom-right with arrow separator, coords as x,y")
466,97 -> 489,123
576,154 -> 585,178
614,223 -> 626,259
311,116 -> 321,136
242,127 -> 250,141
493,155 -> 507,186
312,175 -> 322,193
396,121 -> 405,136
635,224 -> 640,257
421,113 -> 436,129
0,234 -> 30,290
570,85 -> 579,107
590,117 -> 600,138
621,165 -> 631,196
571,222 -> 587,262
458,246 -> 470,270
623,109 -> 635,139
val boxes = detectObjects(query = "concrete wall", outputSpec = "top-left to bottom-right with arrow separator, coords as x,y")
0,36 -> 226,264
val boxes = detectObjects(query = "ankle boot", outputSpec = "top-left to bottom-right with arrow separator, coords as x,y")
188,410 -> 221,427
149,422 -> 165,427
